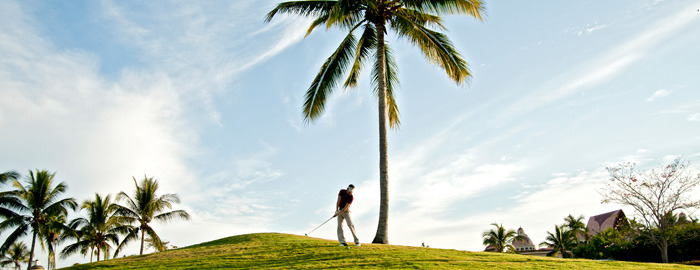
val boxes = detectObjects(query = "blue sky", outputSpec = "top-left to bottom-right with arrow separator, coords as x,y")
1,0 -> 699,267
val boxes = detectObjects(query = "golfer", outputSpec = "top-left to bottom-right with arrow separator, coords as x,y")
334,184 -> 360,246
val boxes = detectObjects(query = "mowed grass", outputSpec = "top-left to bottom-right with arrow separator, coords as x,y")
59,233 -> 696,269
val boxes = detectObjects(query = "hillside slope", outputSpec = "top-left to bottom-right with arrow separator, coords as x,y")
59,233 -> 694,269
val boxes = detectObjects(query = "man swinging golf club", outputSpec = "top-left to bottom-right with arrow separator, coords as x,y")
334,184 -> 360,247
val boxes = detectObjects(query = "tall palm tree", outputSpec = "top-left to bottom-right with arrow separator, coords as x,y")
0,242 -> 30,270
0,170 -> 77,270
266,0 -> 484,244
539,225 -> 577,258
113,176 -> 190,256
564,214 -> 588,243
61,193 -> 121,263
482,223 -> 522,253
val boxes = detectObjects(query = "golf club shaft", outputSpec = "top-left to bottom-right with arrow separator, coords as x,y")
306,216 -> 334,236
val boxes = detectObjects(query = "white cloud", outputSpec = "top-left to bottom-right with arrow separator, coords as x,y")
0,1 -> 209,265
688,113 -> 700,122
100,0 -> 311,125
567,23 -> 610,36
646,89 -> 671,102
585,24 -> 609,34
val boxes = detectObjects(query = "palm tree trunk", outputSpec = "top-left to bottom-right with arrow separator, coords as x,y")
90,246 -> 93,263
27,232 -> 36,270
97,248 -> 101,262
140,229 -> 145,255
372,21 -> 390,245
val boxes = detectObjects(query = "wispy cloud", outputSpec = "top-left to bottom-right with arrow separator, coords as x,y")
565,22 -> 610,36
503,2 -> 698,121
646,89 -> 672,102
100,1 -> 312,125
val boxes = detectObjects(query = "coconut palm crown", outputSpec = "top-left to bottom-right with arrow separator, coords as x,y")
61,193 -> 121,263
539,225 -> 577,258
0,170 -> 77,270
564,214 -> 588,242
266,0 -> 484,244
0,242 -> 30,270
113,176 -> 190,256
482,223 -> 522,253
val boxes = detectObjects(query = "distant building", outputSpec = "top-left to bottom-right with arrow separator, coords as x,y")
586,209 -> 628,237
516,227 -> 562,258
484,244 -> 497,252
512,227 -> 536,252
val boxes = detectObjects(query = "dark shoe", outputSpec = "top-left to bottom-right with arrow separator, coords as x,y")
339,243 -> 348,246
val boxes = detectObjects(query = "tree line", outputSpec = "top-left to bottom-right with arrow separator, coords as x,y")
0,170 -> 190,270
482,158 -> 700,264
484,213 -> 699,263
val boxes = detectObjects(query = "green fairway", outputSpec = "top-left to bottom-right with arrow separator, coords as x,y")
59,233 -> 696,269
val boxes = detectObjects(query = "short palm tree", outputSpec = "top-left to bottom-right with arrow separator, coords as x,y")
41,213 -> 70,270
564,214 -> 588,243
61,193 -> 120,263
113,176 -> 190,256
266,0 -> 484,244
482,223 -> 522,252
0,170 -> 77,270
0,242 -> 30,270
539,225 -> 577,258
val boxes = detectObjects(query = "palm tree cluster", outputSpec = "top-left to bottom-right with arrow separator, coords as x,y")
0,170 -> 190,270
539,214 -> 587,258
482,215 -> 588,258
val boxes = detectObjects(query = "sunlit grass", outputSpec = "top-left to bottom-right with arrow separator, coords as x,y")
59,233 -> 695,269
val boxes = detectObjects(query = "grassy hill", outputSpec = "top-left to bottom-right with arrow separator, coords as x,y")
59,233 -> 696,269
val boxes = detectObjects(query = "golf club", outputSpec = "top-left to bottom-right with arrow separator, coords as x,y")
305,215 -> 335,236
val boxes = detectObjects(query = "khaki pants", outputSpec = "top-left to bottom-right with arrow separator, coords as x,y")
337,211 -> 359,244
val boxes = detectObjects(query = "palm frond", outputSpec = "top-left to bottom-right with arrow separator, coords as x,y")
303,28 -> 358,122
392,8 -> 446,30
265,0 -> 336,22
114,192 -> 140,218
402,0 -> 485,20
372,43 -> 401,129
325,0 -> 365,30
60,239 -> 92,259
44,197 -> 78,216
143,226 -> 164,251
113,227 -> 139,258
154,210 -> 191,223
305,14 -> 330,37
0,223 -> 29,255
392,12 -> 471,85
343,23 -> 376,88
0,193 -> 27,219
0,171 -> 20,184
159,193 -> 181,204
